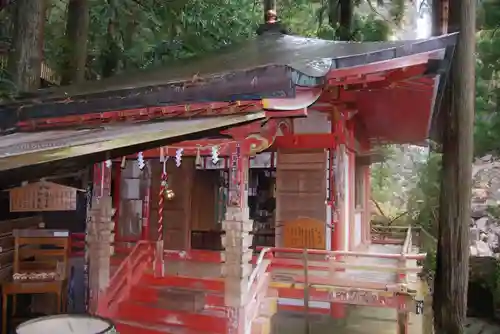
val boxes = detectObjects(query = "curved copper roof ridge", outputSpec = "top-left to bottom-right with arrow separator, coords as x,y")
0,33 -> 458,134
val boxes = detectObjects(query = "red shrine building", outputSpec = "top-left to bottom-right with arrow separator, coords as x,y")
0,32 -> 457,334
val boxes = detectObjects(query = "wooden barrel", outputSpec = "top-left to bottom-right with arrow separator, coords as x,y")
16,314 -> 115,334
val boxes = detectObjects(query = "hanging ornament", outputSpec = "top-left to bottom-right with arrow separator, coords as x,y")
211,146 -> 219,164
165,188 -> 175,200
175,148 -> 183,167
195,147 -> 202,167
105,159 -> 112,168
120,156 -> 126,169
137,151 -> 145,170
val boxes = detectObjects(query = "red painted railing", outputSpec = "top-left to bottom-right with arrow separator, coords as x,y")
70,233 -> 139,258
97,240 -> 155,317
88,226 -> 425,332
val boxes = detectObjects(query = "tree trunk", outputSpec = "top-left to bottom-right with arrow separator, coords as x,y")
61,0 -> 89,85
7,0 -> 45,92
432,0 -> 475,333
263,0 -> 276,20
100,6 -> 120,78
337,0 -> 353,40
432,0 -> 449,36
328,0 -> 353,41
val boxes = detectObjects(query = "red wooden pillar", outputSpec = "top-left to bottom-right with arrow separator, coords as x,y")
360,137 -> 371,245
332,117 -> 346,253
330,117 -> 346,320
329,120 -> 338,251
363,165 -> 371,244
221,142 -> 252,334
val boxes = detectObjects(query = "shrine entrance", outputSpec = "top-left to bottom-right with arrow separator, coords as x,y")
275,150 -> 328,249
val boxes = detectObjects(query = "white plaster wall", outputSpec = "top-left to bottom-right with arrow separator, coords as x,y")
354,212 -> 362,249
293,111 -> 331,134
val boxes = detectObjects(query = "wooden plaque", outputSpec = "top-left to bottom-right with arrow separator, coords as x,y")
9,181 -> 78,212
283,217 -> 325,249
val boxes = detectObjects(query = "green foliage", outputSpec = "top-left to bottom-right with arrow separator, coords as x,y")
1,0 -> 400,87
317,14 -> 390,42
354,14 -> 391,41
324,0 -> 405,40
424,248 -> 437,275
44,0 -> 263,77
278,0 -> 317,37
407,152 -> 441,236
371,146 -> 397,206
474,1 -> 500,156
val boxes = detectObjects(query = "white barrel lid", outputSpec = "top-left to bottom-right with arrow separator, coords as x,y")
16,315 -> 114,334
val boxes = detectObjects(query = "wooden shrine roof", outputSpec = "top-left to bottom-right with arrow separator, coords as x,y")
0,113 -> 265,188
0,33 -> 457,134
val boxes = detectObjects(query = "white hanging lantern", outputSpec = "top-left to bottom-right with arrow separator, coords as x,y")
105,159 -> 112,168
175,148 -> 184,167
137,151 -> 145,170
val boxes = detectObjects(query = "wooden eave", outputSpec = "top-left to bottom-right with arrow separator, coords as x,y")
0,113 -> 265,188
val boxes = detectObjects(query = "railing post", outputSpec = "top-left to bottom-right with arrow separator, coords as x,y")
155,240 -> 164,277
397,227 -> 411,334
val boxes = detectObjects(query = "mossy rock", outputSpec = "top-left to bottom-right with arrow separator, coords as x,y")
469,256 -> 497,286
468,256 -> 499,319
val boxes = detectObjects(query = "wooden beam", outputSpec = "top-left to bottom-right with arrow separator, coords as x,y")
327,51 -> 437,80
273,134 -> 336,150
16,101 -> 263,131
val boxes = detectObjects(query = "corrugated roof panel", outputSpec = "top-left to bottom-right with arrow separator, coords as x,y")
0,112 -> 265,172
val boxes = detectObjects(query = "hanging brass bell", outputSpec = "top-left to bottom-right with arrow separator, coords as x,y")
165,188 -> 175,200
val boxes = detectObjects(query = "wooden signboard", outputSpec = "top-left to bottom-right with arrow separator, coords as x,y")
329,289 -> 415,312
283,217 -> 325,249
9,181 -> 79,212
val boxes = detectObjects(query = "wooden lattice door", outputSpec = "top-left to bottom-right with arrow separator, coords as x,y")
275,149 -> 327,249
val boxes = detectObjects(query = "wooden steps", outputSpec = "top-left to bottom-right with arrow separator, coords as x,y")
115,319 -> 218,334
129,285 -> 225,308
117,301 -> 228,333
141,273 -> 225,292
112,270 -> 276,334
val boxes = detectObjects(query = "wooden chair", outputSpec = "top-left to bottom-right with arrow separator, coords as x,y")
2,229 -> 69,334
